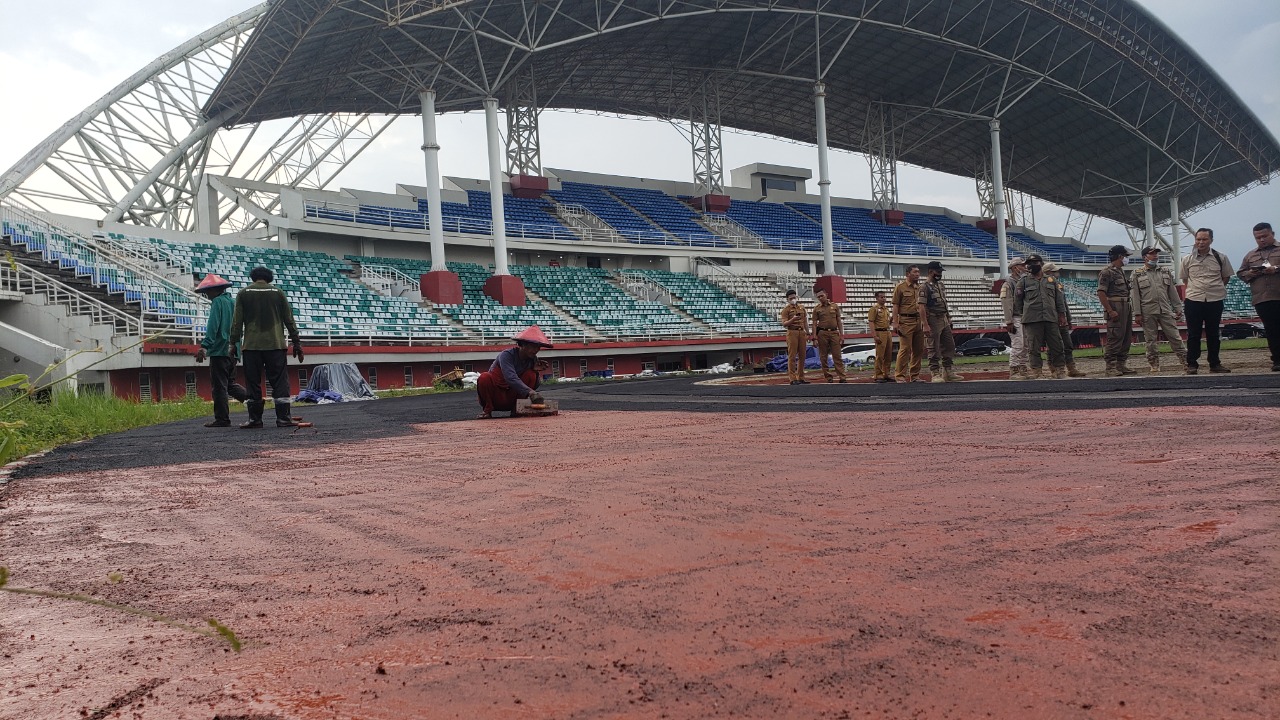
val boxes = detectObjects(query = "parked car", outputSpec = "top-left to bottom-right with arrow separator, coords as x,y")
841,343 -> 877,365
1221,322 -> 1265,340
956,337 -> 1010,356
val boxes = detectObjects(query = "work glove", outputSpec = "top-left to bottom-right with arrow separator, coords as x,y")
194,348 -> 206,363
528,392 -> 544,405
291,342 -> 304,363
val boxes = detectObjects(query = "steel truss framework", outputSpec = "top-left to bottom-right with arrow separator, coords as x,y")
503,69 -> 543,176
3,0 -> 1277,233
204,0 -> 1278,228
865,102 -> 898,213
690,82 -> 725,196
0,3 -> 394,233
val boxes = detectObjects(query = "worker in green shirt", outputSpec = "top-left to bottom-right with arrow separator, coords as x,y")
228,266 -> 303,429
193,273 -> 248,427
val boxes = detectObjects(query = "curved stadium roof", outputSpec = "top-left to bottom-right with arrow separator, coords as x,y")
204,0 -> 1280,228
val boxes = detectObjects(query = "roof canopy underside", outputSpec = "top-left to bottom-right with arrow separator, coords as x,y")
206,0 -> 1280,226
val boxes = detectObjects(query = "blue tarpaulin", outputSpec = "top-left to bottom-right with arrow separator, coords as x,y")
295,362 -> 375,403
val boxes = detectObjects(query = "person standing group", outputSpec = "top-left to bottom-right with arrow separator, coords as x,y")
1010,254 -> 1068,379
1131,247 -> 1188,373
779,289 -> 811,385
1042,262 -> 1086,377
194,266 -> 303,428
1238,222 -> 1280,371
1001,257 -> 1029,379
868,291 -> 894,383
1097,245 -> 1137,377
1181,228 -> 1234,374
920,261 -> 963,382
811,289 -> 847,383
892,265 -> 924,383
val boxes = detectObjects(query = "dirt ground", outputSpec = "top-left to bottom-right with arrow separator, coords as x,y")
1,405 -> 1276,719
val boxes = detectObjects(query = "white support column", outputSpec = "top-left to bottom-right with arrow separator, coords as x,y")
483,97 -> 509,276
419,90 -> 447,271
814,82 -> 835,276
1143,195 -> 1155,247
989,119 -> 1010,279
1170,196 -> 1182,282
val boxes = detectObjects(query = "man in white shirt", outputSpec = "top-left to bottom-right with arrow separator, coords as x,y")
1180,228 -> 1234,374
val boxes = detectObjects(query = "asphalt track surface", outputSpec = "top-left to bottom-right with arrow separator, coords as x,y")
10,371 -> 1280,479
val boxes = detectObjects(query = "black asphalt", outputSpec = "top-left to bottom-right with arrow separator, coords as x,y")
8,371 -> 1280,480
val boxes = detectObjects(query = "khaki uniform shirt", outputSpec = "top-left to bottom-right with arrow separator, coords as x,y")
1237,243 -> 1280,305
867,304 -> 891,331
1046,274 -> 1073,325
1180,250 -> 1233,302
1130,266 -> 1180,316
812,302 -> 842,331
920,278 -> 949,317
779,302 -> 809,333
892,280 -> 921,320
1013,274 -> 1067,324
1000,275 -> 1021,324
1097,265 -> 1130,300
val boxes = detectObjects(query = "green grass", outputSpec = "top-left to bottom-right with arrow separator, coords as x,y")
0,391 -> 210,460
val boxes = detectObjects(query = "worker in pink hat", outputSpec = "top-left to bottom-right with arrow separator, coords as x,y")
193,273 -> 248,427
476,325 -> 552,419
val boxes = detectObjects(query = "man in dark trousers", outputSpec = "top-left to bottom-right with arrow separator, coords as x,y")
229,266 -> 303,428
193,273 -> 249,427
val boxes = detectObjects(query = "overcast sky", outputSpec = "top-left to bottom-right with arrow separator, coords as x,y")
0,0 -> 1275,261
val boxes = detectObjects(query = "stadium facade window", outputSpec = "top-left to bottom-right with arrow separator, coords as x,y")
797,260 -> 811,273
464,363 -> 473,372
184,371 -> 197,398
586,257 -> 602,269
403,366 -> 413,387
551,359 -> 560,376
642,361 -> 655,372
298,369 -> 308,386
138,373 -> 152,404
367,366 -> 378,389
432,364 -> 442,375
579,359 -> 589,375
606,357 -> 614,371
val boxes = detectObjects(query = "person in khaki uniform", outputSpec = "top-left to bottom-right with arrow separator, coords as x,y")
1012,255 -> 1069,379
892,265 -> 925,382
779,289 -> 811,385
810,289 -> 847,383
1000,257 -> 1030,379
1097,245 -> 1137,376
867,291 -> 894,383
920,261 -> 963,383
1043,262 -> 1086,377
1130,247 -> 1188,372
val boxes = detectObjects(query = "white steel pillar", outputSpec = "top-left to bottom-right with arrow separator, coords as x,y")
419,90 -> 447,270
814,82 -> 835,275
989,119 -> 1010,279
1143,195 -> 1155,248
1170,196 -> 1182,282
483,97 -> 509,276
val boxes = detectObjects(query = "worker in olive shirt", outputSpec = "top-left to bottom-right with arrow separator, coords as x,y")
1097,245 -> 1137,376
867,291 -> 893,383
1043,262 -> 1086,377
1130,247 -> 1188,373
811,288 -> 846,383
1000,257 -> 1029,379
892,265 -> 925,383
1012,255 -> 1069,379
920,261 -> 962,382
779,289 -> 810,385
229,266 -> 303,428
193,273 -> 249,427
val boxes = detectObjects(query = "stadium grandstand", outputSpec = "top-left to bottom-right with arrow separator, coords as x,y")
1,0 -> 1277,401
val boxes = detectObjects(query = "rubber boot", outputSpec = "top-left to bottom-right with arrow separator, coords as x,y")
275,399 -> 297,427
1105,359 -> 1121,377
240,400 -> 264,429
1066,361 -> 1086,378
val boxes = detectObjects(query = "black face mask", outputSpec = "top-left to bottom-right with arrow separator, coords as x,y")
1028,264 -> 1042,274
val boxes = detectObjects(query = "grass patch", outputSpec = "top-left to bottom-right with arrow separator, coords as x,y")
0,390 -> 210,460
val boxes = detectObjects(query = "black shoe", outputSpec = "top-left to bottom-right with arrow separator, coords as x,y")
789,380 -> 801,385
239,420 -> 264,429
798,380 -> 811,384
204,420 -> 231,428
1273,363 -> 1280,372
1209,365 -> 1231,373
1185,365 -> 1198,375
838,378 -> 847,383
276,419 -> 298,427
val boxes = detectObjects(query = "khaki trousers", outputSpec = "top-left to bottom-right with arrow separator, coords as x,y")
1141,312 -> 1187,365
1104,299 -> 1133,362
786,329 -> 808,382
925,314 -> 956,371
873,330 -> 893,379
894,318 -> 924,381
816,329 -> 846,380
